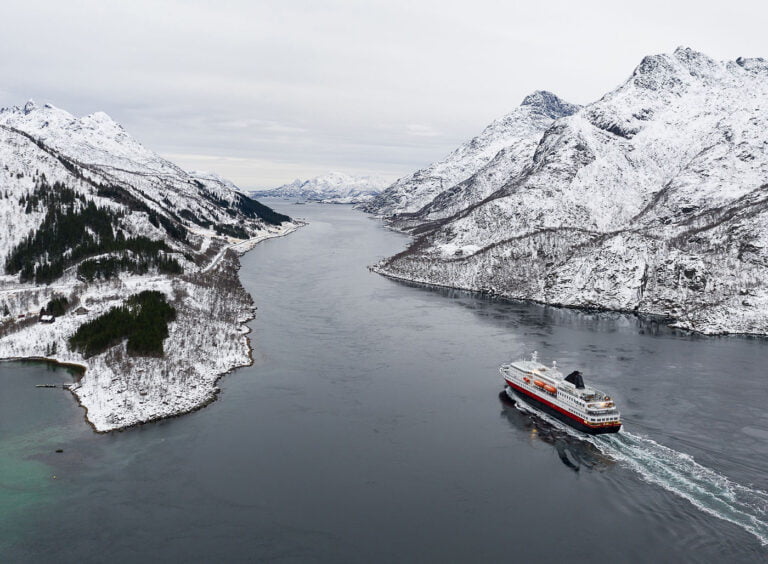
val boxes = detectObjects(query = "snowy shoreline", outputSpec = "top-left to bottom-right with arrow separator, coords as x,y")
0,222 -> 303,433
370,263 -> 768,338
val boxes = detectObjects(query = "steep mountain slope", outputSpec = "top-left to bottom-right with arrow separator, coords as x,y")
0,101 -> 289,253
252,171 -> 387,203
360,91 -> 580,218
0,100 -> 299,430
375,48 -> 768,335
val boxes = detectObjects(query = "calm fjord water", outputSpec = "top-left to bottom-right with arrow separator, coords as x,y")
2,202 -> 767,562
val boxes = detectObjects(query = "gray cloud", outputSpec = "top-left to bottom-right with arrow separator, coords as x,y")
0,0 -> 766,188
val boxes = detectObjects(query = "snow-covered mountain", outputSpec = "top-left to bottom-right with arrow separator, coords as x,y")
0,99 -> 298,431
374,48 -> 768,335
359,91 -> 580,219
252,171 -> 387,204
0,100 -> 290,263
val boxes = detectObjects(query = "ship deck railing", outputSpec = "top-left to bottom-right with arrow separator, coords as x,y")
586,409 -> 619,416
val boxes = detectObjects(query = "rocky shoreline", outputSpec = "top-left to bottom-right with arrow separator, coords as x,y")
370,260 -> 768,338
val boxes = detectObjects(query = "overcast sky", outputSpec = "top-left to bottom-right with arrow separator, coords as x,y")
1,0 -> 766,188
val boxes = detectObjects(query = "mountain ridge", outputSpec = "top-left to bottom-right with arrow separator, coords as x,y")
372,47 -> 768,335
359,90 -> 580,219
253,171 -> 387,203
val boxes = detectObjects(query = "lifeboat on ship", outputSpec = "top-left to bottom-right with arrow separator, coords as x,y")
533,380 -> 546,389
543,384 -> 557,394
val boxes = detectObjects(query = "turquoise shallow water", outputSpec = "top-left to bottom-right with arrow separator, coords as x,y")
1,202 -> 767,562
0,361 -> 86,553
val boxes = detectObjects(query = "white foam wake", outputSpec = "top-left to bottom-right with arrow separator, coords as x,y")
510,390 -> 768,545
592,431 -> 768,546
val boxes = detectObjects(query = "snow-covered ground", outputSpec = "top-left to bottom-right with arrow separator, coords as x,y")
0,223 -> 301,432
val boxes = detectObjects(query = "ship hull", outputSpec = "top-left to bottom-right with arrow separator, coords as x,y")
506,384 -> 621,435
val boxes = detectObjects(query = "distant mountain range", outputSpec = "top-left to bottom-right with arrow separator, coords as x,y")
252,172 -> 387,203
370,47 -> 768,335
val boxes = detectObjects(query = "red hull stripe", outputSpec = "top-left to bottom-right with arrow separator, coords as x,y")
505,378 -> 618,429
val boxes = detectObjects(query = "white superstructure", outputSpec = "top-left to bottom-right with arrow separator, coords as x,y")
500,352 -> 622,434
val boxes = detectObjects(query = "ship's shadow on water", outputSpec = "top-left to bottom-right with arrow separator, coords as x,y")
497,390 -> 614,473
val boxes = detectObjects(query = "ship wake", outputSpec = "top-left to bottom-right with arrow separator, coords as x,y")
594,431 -> 768,546
511,392 -> 768,545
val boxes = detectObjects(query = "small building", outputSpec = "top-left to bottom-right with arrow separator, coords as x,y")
40,314 -> 55,324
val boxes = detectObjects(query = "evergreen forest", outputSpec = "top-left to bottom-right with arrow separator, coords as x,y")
5,181 -> 183,284
68,290 -> 176,358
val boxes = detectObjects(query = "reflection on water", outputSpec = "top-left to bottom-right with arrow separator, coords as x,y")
498,390 -> 614,473
22,358 -> 85,379
393,278 -> 689,338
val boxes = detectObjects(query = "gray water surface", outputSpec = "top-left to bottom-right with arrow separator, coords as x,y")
2,202 -> 767,562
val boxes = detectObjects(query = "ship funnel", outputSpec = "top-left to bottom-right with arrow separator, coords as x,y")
565,370 -> 585,389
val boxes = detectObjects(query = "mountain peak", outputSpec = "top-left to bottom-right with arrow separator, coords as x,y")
672,46 -> 718,73
89,110 -> 114,122
673,45 -> 698,57
632,47 -> 723,91
83,110 -> 122,129
23,99 -> 37,114
520,90 -> 580,119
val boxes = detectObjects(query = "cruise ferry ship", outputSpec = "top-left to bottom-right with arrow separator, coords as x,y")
500,352 -> 622,435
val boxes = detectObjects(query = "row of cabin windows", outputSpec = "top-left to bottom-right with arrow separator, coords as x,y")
559,392 -> 584,409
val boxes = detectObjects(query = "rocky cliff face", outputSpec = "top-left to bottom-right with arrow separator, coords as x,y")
374,48 -> 768,335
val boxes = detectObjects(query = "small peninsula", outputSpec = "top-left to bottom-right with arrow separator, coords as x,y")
0,100 -> 301,431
